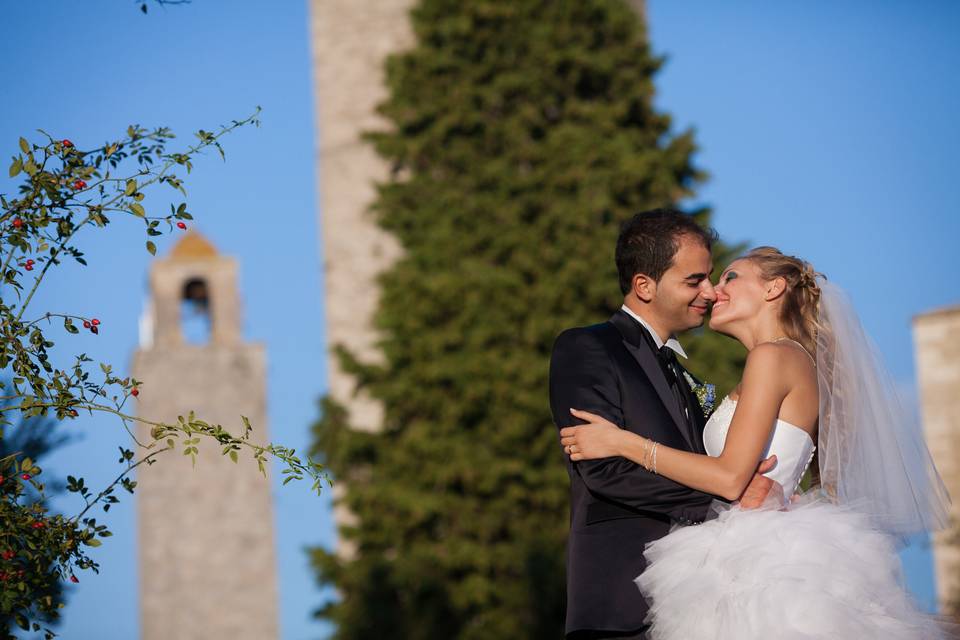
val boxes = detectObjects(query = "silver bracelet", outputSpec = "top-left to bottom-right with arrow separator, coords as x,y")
651,441 -> 659,475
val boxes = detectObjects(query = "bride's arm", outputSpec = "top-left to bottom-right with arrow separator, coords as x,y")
561,344 -> 788,501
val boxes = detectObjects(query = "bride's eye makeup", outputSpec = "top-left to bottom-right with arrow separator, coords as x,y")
724,271 -> 739,283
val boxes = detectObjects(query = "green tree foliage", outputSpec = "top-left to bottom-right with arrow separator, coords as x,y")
0,399 -> 70,634
310,1 -> 747,638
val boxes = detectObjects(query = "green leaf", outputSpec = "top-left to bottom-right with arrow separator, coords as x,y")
19,137 -> 29,154
229,450 -> 238,463
129,203 -> 145,217
146,241 -> 156,256
9,156 -> 22,178
125,179 -> 137,196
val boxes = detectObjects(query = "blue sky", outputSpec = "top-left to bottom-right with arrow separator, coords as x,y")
1,1 -> 958,637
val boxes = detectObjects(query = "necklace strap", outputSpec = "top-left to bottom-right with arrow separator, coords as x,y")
768,336 -> 816,365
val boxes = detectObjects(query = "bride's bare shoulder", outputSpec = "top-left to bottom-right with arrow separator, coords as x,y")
742,342 -> 816,393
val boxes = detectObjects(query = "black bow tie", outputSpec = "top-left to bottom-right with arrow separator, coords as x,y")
658,344 -> 695,426
658,345 -> 678,366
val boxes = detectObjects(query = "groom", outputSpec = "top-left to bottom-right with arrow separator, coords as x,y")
549,209 -> 778,639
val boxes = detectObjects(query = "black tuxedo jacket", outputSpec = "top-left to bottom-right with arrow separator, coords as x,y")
549,309 -> 718,636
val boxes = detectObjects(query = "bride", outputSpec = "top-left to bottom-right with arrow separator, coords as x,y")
559,246 -> 950,639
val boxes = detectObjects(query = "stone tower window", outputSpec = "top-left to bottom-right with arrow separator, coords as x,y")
150,231 -> 240,348
180,277 -> 211,345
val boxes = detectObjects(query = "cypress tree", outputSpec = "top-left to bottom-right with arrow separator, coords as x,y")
310,1 -> 745,637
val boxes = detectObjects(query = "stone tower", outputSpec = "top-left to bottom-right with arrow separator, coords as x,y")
308,0 -> 414,554
308,0 -> 411,432
914,304 -> 960,612
133,232 -> 278,640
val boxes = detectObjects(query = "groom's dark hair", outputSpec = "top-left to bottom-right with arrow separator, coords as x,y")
616,208 -> 717,294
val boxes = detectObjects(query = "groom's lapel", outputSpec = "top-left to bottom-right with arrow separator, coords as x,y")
677,363 -> 708,454
609,310 -> 695,451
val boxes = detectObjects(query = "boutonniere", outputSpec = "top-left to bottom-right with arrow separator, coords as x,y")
682,371 -> 717,416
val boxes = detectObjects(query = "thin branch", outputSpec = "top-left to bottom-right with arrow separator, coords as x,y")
72,445 -> 172,523
10,108 -> 259,324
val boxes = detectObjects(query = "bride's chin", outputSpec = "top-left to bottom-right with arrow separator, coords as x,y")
708,316 -> 724,331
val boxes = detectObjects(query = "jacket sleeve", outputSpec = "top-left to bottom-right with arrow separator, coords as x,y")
549,327 -> 716,524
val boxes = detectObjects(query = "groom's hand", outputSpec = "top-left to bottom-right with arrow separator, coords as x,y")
738,455 -> 784,509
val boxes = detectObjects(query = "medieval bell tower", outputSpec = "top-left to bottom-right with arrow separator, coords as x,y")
132,231 -> 279,640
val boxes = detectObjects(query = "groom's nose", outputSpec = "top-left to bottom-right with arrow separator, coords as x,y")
699,280 -> 718,302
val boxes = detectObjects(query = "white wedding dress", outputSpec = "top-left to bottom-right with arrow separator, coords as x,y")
635,396 -> 946,639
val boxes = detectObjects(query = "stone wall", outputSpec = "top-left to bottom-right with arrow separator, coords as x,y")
914,305 -> 960,612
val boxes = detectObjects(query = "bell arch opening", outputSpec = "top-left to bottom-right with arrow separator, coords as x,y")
180,277 -> 211,345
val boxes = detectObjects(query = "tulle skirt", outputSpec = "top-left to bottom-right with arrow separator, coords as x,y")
636,495 -> 947,639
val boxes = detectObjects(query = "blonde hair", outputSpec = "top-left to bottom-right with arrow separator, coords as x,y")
740,246 -> 824,356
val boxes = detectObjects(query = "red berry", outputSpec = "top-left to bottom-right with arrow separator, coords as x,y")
12,218 -> 22,229
90,325 -> 99,335
0,572 -> 7,582
20,474 -> 30,481
62,139 -> 73,148
70,575 -> 79,583
31,521 -> 44,529
72,180 -> 87,190
2,550 -> 14,560
131,388 -> 139,397
91,318 -> 100,326
24,263 -> 33,271
82,320 -> 91,329
176,221 -> 187,230
69,409 -> 79,417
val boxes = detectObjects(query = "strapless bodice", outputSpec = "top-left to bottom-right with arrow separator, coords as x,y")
703,396 -> 816,495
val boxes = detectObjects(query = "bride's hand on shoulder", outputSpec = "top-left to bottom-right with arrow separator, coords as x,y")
559,409 -> 624,461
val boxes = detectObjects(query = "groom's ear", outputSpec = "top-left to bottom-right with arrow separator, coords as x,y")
764,276 -> 787,301
632,273 -> 656,303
